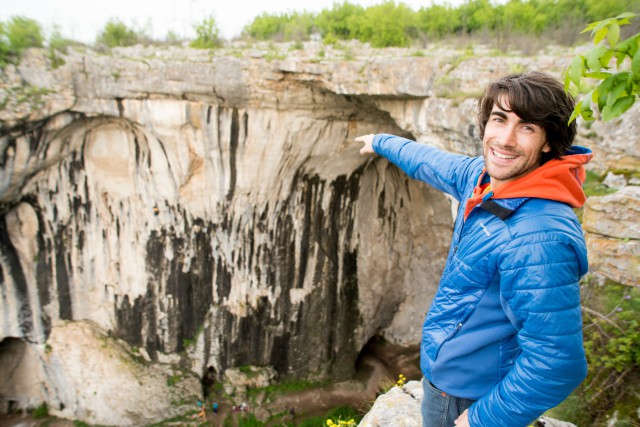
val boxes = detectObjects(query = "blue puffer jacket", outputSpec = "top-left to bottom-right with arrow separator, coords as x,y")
373,134 -> 591,426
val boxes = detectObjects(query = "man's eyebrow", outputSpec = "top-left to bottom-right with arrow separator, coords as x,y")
490,109 -> 537,126
490,110 -> 508,118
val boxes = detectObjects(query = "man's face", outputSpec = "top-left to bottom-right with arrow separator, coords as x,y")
482,96 -> 549,189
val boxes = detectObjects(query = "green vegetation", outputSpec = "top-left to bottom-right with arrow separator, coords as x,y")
0,84 -> 55,113
5,16 -> 44,51
47,25 -> 71,68
167,373 -> 182,387
32,402 -> 49,419
190,15 -> 222,49
582,170 -> 618,197
0,0 -> 637,63
548,280 -> 640,426
229,405 -> 361,427
96,18 -> 148,47
566,13 -> 640,122
238,414 -> 263,427
243,10 -> 315,42
324,406 -> 362,425
241,0 -> 639,48
0,16 -> 44,67
574,170 -> 617,222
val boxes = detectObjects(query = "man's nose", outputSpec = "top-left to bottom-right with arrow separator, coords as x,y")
502,125 -> 518,146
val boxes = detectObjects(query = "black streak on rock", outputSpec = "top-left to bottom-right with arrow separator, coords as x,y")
226,108 -> 239,202
54,228 -> 72,320
0,216 -> 33,339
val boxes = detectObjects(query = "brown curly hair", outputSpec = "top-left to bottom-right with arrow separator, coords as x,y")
478,71 -> 577,163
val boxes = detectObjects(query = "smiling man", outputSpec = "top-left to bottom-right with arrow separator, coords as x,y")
356,72 -> 593,427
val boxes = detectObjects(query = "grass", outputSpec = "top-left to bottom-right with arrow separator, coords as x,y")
32,403 -> 49,419
583,170 -> 618,198
545,280 -> 640,426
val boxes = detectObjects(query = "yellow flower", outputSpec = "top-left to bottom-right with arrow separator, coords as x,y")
327,418 -> 355,427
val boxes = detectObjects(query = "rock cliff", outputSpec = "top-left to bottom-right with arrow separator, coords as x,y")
0,41 -> 638,424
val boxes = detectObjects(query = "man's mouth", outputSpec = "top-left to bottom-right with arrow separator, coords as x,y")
492,148 -> 518,160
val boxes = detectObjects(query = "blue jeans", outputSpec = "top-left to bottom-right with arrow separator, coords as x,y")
421,378 -> 475,427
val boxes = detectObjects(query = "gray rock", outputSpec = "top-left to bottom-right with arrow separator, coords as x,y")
536,416 -> 578,427
359,381 -> 423,427
583,186 -> 640,287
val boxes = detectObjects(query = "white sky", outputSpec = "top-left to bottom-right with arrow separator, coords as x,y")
0,0 -> 457,43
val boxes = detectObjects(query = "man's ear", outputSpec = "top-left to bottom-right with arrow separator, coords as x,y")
542,142 -> 551,153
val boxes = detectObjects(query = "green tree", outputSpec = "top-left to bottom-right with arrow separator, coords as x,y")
316,1 -> 364,40
0,22 -> 10,68
539,0 -> 589,28
243,12 -> 296,40
47,24 -> 72,68
565,12 -> 640,122
498,0 -> 545,35
282,11 -> 316,41
352,1 -> 417,47
6,16 -> 44,51
586,0 -> 640,22
96,18 -> 139,47
416,5 -> 461,39
190,15 -> 221,48
0,16 -> 45,68
458,0 -> 498,33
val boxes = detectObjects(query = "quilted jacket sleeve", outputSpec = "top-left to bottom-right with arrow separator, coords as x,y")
468,233 -> 588,426
372,134 -> 483,202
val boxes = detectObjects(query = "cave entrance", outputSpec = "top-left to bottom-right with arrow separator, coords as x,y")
354,335 -> 421,394
202,365 -> 217,398
0,337 -> 30,414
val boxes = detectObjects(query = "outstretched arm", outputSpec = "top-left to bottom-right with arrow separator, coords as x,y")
355,133 -> 483,201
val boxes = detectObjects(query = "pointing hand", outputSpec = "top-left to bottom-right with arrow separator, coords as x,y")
355,134 -> 375,155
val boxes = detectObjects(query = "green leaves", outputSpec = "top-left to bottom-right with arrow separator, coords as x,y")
96,19 -> 142,47
602,95 -> 635,121
565,12 -> 639,122
567,55 -> 585,89
190,15 -> 222,49
0,16 -> 44,68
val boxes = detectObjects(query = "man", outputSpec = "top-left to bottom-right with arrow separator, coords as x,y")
356,72 -> 592,427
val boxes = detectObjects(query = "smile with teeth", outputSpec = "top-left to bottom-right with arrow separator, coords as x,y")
492,148 -> 518,160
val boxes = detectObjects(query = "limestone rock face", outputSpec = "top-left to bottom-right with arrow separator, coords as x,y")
583,186 -> 640,287
0,45 -> 457,420
0,320 -> 200,426
223,365 -> 277,397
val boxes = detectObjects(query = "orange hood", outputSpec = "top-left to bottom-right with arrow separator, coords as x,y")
464,148 -> 594,220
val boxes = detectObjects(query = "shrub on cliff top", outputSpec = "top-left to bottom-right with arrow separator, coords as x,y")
96,18 -> 142,47
190,15 -> 222,49
0,16 -> 44,68
5,16 -> 44,51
